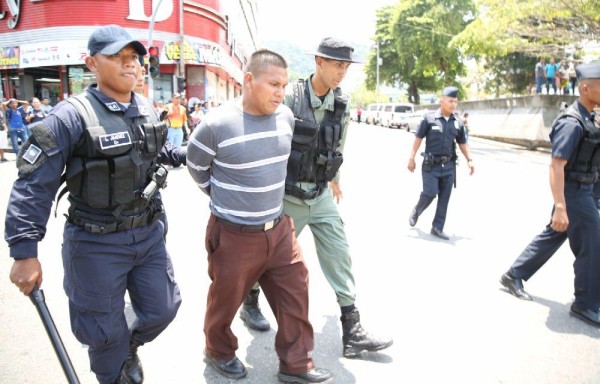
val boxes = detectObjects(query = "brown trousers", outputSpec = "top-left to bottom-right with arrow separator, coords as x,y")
203,214 -> 315,374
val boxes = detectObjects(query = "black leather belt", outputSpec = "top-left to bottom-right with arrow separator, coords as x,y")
216,215 -> 284,232
433,155 -> 454,164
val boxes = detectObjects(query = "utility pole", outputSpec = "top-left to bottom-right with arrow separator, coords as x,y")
147,0 -> 165,103
178,0 -> 185,97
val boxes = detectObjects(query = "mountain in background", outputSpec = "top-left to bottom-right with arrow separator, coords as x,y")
261,40 -> 372,90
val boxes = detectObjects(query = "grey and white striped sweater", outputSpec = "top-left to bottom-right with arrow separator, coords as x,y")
186,100 -> 294,225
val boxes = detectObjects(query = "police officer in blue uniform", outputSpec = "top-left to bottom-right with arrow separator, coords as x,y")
500,62 -> 600,327
6,25 -> 184,383
407,86 -> 475,240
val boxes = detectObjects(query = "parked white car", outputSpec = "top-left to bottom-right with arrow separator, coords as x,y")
405,109 -> 430,132
379,102 -> 415,129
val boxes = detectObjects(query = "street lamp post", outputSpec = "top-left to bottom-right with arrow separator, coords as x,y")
376,40 -> 381,102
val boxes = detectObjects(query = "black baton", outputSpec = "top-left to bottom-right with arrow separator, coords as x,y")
29,283 -> 81,384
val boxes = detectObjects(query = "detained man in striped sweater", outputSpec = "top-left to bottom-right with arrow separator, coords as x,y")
186,49 -> 332,384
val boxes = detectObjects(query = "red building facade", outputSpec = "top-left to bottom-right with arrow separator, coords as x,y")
0,0 -> 257,106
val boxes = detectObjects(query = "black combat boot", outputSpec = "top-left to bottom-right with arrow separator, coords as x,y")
409,195 -> 435,226
119,338 -> 144,384
240,288 -> 270,331
341,308 -> 393,358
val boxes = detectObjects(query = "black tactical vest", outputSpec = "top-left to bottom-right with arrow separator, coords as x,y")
558,102 -> 600,184
285,79 -> 348,200
64,92 -> 168,233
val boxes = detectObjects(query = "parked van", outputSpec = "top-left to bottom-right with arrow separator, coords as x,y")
364,103 -> 384,125
379,102 -> 415,129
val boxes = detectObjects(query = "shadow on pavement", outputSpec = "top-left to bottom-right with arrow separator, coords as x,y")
531,296 -> 600,338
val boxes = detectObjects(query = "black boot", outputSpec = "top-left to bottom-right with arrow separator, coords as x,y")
119,338 -> 144,384
240,289 -> 270,331
341,309 -> 393,358
409,195 -> 435,226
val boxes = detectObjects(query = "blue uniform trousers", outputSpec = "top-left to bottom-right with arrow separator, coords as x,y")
510,182 -> 600,310
62,220 -> 181,384
421,163 -> 455,231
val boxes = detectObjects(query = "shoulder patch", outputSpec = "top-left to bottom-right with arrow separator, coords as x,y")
16,139 -> 50,175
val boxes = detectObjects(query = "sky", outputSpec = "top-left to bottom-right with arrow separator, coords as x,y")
256,0 -> 396,49
255,0 -> 397,92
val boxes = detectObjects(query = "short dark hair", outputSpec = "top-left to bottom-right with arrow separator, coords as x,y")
245,49 -> 287,76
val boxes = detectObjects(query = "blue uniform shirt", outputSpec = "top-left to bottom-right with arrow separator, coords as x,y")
415,109 -> 467,156
549,101 -> 594,161
4,86 -> 184,259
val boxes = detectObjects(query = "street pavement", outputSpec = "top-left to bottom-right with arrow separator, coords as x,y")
1,122 -> 599,384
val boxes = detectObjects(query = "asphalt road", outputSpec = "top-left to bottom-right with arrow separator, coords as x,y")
1,121 -> 599,384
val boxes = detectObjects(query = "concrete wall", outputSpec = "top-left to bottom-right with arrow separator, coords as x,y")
417,95 -> 578,150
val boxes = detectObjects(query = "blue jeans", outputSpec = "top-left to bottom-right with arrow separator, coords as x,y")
8,128 -> 28,154
546,76 -> 556,94
167,127 -> 184,147
535,76 -> 545,94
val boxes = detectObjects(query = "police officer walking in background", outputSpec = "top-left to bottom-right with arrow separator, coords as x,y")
6,25 -> 184,384
500,62 -> 600,327
407,86 -> 475,240
241,37 -> 393,359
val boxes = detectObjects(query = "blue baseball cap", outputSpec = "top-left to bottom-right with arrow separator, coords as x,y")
88,25 -> 147,57
442,86 -> 459,98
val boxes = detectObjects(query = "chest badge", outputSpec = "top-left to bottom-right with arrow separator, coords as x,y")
105,102 -> 121,112
99,131 -> 132,149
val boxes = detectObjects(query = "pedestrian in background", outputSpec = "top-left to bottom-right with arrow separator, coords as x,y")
189,102 -> 204,130
535,58 -> 546,94
6,25 -> 185,383
40,97 -> 53,114
407,86 -> 475,240
545,58 -> 559,94
2,98 -> 29,155
569,60 -> 578,95
500,62 -> 600,328
164,93 -> 188,147
187,48 -> 332,383
25,97 -> 48,125
0,108 -> 8,161
241,37 -> 393,360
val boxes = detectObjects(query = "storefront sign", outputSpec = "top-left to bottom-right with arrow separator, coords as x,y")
164,41 -> 243,83
20,40 -> 87,68
0,45 -> 18,69
0,0 -> 22,29
127,0 -> 173,22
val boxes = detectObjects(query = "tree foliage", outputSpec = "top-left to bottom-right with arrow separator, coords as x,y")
452,0 -> 600,58
366,0 -> 477,104
367,0 -> 598,101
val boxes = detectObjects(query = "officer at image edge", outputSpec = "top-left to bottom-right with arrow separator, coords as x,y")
500,61 -> 600,328
5,25 -> 185,384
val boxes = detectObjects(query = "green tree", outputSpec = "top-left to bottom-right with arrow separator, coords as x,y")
452,0 -> 600,58
482,53 -> 538,97
365,0 -> 476,104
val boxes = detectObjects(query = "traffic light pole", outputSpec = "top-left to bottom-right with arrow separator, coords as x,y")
147,0 -> 165,103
